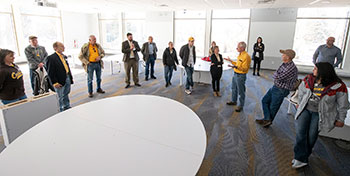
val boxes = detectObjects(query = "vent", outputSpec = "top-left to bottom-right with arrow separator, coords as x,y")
257,0 -> 276,4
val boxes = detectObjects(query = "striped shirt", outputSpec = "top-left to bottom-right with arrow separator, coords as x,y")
273,61 -> 298,90
307,83 -> 325,112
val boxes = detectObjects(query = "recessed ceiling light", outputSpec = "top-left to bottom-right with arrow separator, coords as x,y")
159,4 -> 168,7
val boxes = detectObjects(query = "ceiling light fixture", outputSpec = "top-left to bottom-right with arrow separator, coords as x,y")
309,0 -> 322,5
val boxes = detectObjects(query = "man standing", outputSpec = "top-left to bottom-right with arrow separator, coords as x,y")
78,35 -> 106,98
225,42 -> 251,112
122,33 -> 141,88
256,49 -> 298,127
180,37 -> 196,95
313,37 -> 343,67
141,36 -> 158,81
24,36 -> 48,92
46,42 -> 73,112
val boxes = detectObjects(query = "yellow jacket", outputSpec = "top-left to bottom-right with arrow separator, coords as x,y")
231,51 -> 251,74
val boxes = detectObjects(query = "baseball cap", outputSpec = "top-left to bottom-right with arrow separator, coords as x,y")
280,49 -> 296,59
188,37 -> 195,42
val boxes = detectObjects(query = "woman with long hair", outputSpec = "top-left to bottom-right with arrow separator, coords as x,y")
209,41 -> 216,56
210,46 -> 223,97
252,37 -> 264,76
0,49 -> 27,105
292,62 -> 349,168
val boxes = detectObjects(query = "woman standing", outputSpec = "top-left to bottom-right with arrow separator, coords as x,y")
210,46 -> 223,97
209,41 -> 216,56
252,37 -> 264,76
292,62 -> 349,169
0,49 -> 27,105
162,42 -> 179,87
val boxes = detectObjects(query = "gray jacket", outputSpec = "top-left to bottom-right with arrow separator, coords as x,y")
141,42 -> 158,62
295,74 -> 350,132
24,45 -> 48,70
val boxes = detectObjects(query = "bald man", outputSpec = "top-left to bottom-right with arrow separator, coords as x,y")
79,35 -> 106,98
313,37 -> 343,67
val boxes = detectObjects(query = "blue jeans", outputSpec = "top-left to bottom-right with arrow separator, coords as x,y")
55,76 -> 71,112
145,54 -> 156,78
1,95 -> 27,105
294,109 -> 319,163
164,65 -> 174,84
29,69 -> 36,91
262,85 -> 290,121
185,66 -> 194,90
231,72 -> 247,107
87,62 -> 102,93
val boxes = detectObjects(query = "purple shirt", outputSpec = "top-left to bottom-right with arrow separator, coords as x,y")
273,61 -> 298,90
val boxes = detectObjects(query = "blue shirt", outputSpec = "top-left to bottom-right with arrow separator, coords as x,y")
313,44 -> 343,67
148,43 -> 154,55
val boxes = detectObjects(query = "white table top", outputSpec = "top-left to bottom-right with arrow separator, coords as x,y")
0,95 -> 207,176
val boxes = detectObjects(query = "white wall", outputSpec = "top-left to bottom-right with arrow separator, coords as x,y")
144,11 -> 173,59
61,11 -> 99,50
248,8 -> 297,70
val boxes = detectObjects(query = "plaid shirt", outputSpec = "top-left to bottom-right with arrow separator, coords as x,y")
273,61 -> 298,90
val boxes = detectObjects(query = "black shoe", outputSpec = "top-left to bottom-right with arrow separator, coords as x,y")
125,84 -> 130,89
226,101 -> 237,105
165,83 -> 169,87
88,92 -> 93,98
97,88 -> 105,94
135,83 -> 141,87
169,82 -> 172,85
253,72 -> 255,76
257,72 -> 260,76
262,120 -> 272,128
145,77 -> 149,81
255,119 -> 265,125
151,76 -> 157,79
235,106 -> 243,112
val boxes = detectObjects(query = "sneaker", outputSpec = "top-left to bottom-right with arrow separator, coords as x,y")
262,120 -> 272,128
97,88 -> 105,94
125,84 -> 130,89
185,89 -> 191,95
213,92 -> 217,97
226,101 -> 237,105
216,92 -> 221,97
88,92 -> 93,98
235,106 -> 243,112
292,160 -> 308,169
135,83 -> 141,87
255,119 -> 265,125
291,159 -> 296,164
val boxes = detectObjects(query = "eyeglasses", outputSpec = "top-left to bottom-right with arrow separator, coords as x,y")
93,48 -> 97,53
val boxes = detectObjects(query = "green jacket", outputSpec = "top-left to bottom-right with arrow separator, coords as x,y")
78,43 -> 105,72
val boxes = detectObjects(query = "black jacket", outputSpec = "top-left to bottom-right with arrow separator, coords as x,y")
162,48 -> 179,67
45,52 -> 73,86
210,54 -> 223,67
252,43 -> 265,61
179,44 -> 196,67
0,64 -> 25,100
122,40 -> 141,62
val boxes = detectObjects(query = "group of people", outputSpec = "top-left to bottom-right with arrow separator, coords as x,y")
0,33 -> 349,169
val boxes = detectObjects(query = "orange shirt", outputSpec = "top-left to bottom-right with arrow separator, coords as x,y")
88,44 -> 99,62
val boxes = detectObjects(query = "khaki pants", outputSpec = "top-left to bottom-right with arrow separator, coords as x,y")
124,59 -> 139,85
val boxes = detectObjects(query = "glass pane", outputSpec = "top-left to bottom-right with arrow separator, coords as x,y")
124,12 -> 146,19
211,19 -> 250,58
175,10 -> 206,19
212,9 -> 250,18
0,14 -> 18,52
0,4 -> 11,13
298,8 -> 350,18
293,19 -> 348,66
99,12 -> 120,19
21,15 -> 63,54
100,20 -> 121,50
125,20 -> 146,43
174,20 -> 205,56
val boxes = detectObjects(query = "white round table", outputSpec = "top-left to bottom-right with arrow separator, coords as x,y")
0,95 -> 207,176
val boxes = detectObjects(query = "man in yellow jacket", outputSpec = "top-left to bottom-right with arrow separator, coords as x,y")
225,42 -> 251,112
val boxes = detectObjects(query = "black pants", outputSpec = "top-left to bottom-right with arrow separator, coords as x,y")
253,59 -> 262,74
210,66 -> 222,92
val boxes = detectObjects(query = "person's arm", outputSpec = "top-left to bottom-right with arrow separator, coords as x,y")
335,86 -> 350,124
274,65 -> 296,81
45,56 -> 59,87
179,46 -> 184,59
78,46 -> 90,65
99,45 -> 105,59
174,51 -> 179,65
210,54 -> 216,65
260,43 -> 265,52
253,43 -> 258,52
25,47 -> 40,67
141,43 -> 146,55
235,56 -> 250,73
334,48 -> 343,68
154,43 -> 158,53
313,46 -> 320,64
134,42 -> 141,52
0,71 -> 6,91
122,42 -> 131,54
162,50 -> 166,65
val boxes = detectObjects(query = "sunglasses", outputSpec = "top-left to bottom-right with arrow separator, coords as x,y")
93,48 -> 97,53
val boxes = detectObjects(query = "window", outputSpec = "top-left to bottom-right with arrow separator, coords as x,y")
0,13 -> 18,53
293,8 -> 350,66
211,10 -> 250,58
99,12 -> 121,50
20,6 -> 63,54
124,12 -> 146,43
174,11 -> 206,56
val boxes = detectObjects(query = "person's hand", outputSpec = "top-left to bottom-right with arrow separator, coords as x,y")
334,121 -> 344,127
211,63 -> 214,65
228,65 -> 236,68
54,83 -> 62,88
130,44 -> 135,50
224,57 -> 231,62
95,56 -> 101,61
38,63 -> 44,68
296,105 -> 299,109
